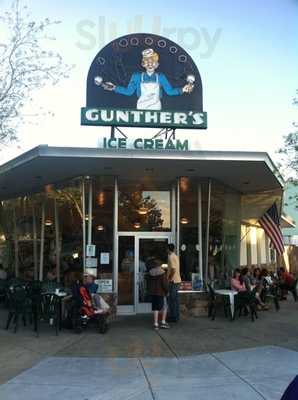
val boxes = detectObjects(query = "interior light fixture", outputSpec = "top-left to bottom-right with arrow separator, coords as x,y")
180,177 -> 189,192
138,207 -> 148,215
45,219 -> 53,226
96,224 -> 104,231
134,222 -> 141,229
97,191 -> 105,207
180,217 -> 189,225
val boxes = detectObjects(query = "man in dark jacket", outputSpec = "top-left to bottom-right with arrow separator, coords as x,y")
148,258 -> 170,330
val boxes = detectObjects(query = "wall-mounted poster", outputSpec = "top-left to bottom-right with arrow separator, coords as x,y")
100,252 -> 110,265
86,267 -> 97,276
86,257 -> 98,268
95,279 -> 113,293
86,244 -> 96,257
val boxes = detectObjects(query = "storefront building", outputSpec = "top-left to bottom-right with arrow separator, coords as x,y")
0,33 -> 285,314
0,145 -> 283,313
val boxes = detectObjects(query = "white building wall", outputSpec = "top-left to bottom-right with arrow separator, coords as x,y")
258,228 -> 267,264
240,225 -> 247,266
250,227 -> 258,265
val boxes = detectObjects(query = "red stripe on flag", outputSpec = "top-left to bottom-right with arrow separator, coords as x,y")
259,213 -> 284,255
263,214 -> 284,252
260,215 -> 284,254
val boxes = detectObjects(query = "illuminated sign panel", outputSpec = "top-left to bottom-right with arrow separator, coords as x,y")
81,33 -> 207,130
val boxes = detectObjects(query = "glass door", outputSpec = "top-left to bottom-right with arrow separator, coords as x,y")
118,235 -> 135,314
136,236 -> 170,313
117,234 -> 171,314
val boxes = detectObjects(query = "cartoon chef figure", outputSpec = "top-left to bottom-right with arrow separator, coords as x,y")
98,48 -> 194,111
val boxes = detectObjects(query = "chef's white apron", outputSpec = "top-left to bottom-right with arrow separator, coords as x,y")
136,73 -> 161,110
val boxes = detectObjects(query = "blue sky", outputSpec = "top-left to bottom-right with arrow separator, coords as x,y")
1,0 -> 298,166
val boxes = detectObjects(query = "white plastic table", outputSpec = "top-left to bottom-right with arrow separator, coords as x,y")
214,289 -> 238,319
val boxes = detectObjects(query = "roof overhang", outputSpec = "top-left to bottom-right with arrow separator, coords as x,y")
281,213 -> 296,229
0,145 -> 284,200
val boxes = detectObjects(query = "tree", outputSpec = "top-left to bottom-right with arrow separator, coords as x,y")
119,191 -> 165,231
279,89 -> 298,178
0,0 -> 73,144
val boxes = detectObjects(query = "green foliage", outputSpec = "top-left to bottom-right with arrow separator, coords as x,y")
279,89 -> 298,179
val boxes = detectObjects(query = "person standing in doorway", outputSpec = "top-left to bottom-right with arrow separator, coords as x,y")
167,244 -> 181,322
148,258 -> 169,330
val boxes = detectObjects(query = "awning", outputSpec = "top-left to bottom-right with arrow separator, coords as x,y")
0,145 -> 284,200
281,213 -> 296,229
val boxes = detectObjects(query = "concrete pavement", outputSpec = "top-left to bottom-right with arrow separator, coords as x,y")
0,346 -> 297,399
1,298 -> 298,398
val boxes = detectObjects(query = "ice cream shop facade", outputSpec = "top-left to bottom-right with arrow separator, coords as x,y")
0,34 -> 284,314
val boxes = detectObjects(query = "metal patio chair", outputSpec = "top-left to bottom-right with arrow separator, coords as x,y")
5,285 -> 32,333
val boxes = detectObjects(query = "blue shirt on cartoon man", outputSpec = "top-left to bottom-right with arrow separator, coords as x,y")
100,48 -> 194,111
115,72 -> 182,97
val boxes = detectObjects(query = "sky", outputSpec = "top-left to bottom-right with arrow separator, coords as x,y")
1,0 -> 298,167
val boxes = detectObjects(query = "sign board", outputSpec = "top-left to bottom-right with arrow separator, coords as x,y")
81,108 -> 207,129
95,279 -> 113,293
100,252 -> 110,265
81,33 -> 207,130
101,137 -> 189,151
86,257 -> 98,268
86,244 -> 96,257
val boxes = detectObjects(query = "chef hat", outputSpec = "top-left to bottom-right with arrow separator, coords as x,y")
142,48 -> 159,62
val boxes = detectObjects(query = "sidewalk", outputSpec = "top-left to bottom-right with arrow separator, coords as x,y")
1,298 -> 298,397
0,346 -> 297,399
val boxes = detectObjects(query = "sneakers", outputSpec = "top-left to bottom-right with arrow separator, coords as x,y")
160,322 -> 170,329
153,322 -> 170,330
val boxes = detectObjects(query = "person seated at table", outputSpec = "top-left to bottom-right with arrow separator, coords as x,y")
231,269 -> 247,292
261,268 -> 274,288
277,267 -> 297,300
252,267 -> 262,285
250,267 -> 268,310
45,269 -> 57,282
83,274 -> 110,313
0,264 -> 7,280
231,268 -> 252,314
240,268 -> 254,291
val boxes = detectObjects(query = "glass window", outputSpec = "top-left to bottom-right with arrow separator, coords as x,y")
0,200 -> 17,278
209,181 -> 241,288
54,178 -> 84,284
118,181 -> 171,232
92,176 -> 114,279
179,177 -> 199,281
118,236 -> 135,306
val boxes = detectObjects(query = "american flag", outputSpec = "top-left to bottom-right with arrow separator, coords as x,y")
258,203 -> 284,255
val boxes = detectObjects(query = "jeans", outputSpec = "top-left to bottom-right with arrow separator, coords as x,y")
168,282 -> 180,321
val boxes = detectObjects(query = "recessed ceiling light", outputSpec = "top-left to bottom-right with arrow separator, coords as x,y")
180,217 -> 189,225
138,207 -> 148,215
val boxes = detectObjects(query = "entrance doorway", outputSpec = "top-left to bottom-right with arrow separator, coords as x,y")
117,233 -> 172,314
